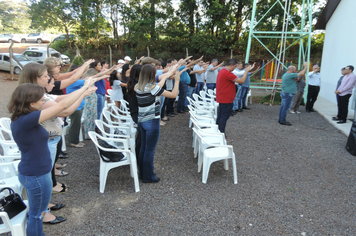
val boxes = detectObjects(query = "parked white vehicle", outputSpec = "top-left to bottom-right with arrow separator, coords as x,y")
23,49 -> 62,65
0,53 -> 35,75
0,34 -> 21,43
61,54 -> 70,65
20,33 -> 51,44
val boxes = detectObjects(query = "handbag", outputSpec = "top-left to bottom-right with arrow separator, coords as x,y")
98,140 -> 125,162
0,187 -> 27,224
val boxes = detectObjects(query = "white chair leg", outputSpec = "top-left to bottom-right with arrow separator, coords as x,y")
130,160 -> 140,192
61,126 -> 68,152
223,159 -> 229,170
197,151 -> 203,173
231,154 -> 238,184
79,124 -> 83,142
202,157 -> 212,184
99,163 -> 108,193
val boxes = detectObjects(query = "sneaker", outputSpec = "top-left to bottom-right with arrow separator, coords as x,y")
296,111 -> 301,114
290,111 -> 295,114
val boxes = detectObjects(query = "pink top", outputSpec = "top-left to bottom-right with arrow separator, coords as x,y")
338,72 -> 356,96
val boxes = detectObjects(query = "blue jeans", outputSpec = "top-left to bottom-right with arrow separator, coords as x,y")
18,172 -> 52,236
279,92 -> 294,123
97,93 -> 105,119
195,82 -> 204,95
185,86 -> 195,107
232,85 -> 240,111
177,82 -> 188,112
48,136 -> 61,167
206,83 -> 216,91
138,119 -> 160,181
238,86 -> 249,109
216,103 -> 233,133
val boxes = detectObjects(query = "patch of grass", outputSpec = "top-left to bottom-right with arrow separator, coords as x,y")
258,92 -> 281,105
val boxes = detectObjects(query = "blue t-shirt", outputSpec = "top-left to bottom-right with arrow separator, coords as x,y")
179,66 -> 190,84
11,111 -> 52,176
66,79 -> 85,110
282,73 -> 299,94
95,79 -> 106,95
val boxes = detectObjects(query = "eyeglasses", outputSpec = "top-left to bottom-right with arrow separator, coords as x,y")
56,64 -> 61,68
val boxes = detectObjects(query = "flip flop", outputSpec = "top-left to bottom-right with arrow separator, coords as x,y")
70,143 -> 84,148
55,163 -> 67,169
59,153 -> 68,159
55,170 -> 68,177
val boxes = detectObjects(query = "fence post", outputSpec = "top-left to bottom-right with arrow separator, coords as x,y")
147,46 -> 150,57
108,45 -> 112,66
231,49 -> 233,59
47,43 -> 52,57
186,48 -> 188,58
9,41 -> 14,80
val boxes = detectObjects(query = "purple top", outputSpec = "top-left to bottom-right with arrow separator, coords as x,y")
338,72 -> 356,96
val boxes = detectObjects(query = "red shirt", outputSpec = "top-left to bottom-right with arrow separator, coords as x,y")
216,68 -> 237,103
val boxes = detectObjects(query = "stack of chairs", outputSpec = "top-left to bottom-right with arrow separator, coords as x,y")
0,118 -> 29,236
187,90 -> 238,184
88,104 -> 140,193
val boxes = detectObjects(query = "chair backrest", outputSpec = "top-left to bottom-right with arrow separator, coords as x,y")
0,155 -> 20,163
107,89 -> 113,97
0,118 -> 11,131
95,119 -> 130,137
0,126 -> 13,141
0,139 -> 20,157
120,99 -> 130,113
112,105 -> 131,118
0,162 -> 17,180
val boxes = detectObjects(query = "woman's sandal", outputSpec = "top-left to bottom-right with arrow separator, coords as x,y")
55,163 -> 67,169
55,170 -> 68,177
52,183 -> 67,194
70,143 -> 84,148
49,203 -> 66,211
59,152 -> 68,159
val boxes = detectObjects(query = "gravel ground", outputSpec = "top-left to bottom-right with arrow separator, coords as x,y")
44,104 -> 355,235
1,79 -> 355,235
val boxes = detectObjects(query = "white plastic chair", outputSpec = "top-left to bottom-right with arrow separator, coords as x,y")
0,162 -> 24,197
0,139 -> 20,157
0,200 -> 28,236
88,131 -> 140,193
0,118 -> 13,141
246,89 -> 252,107
193,128 -> 238,184
102,109 -> 136,140
95,120 -> 135,151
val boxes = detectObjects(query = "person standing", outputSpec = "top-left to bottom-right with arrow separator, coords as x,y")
278,62 -> 308,126
290,76 -> 306,114
193,61 -> 206,94
216,59 -> 254,141
206,59 -> 224,91
332,68 -> 347,120
306,65 -> 321,112
334,65 -> 356,124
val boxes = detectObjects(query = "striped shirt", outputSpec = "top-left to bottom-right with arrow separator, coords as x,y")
136,84 -> 164,122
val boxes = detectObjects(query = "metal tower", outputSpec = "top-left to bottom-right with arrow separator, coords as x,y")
245,0 -> 314,72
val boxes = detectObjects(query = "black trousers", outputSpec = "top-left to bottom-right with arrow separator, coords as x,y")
306,85 -> 320,111
337,94 -> 352,121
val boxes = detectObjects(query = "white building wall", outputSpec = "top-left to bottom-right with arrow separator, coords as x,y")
319,0 -> 356,109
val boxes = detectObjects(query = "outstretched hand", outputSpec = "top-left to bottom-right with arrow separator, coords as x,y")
84,86 -> 98,96
174,67 -> 188,82
84,77 -> 96,88
246,63 -> 256,72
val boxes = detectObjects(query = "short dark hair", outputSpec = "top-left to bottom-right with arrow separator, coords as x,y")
226,59 -> 237,66
161,61 -> 167,69
211,59 -> 218,63
347,65 -> 354,72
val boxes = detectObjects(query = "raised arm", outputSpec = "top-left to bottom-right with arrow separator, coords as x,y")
39,78 -> 96,123
233,63 -> 255,84
298,62 -> 308,77
59,59 -> 95,89
186,56 -> 204,68
161,70 -> 184,98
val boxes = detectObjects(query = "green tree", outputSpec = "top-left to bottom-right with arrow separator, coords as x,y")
29,0 -> 76,42
0,1 -> 31,33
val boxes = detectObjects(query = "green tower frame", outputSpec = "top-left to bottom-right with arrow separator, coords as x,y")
245,0 -> 314,72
